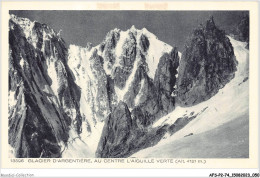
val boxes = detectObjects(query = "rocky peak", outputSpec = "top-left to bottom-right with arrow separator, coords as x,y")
229,13 -> 249,48
176,16 -> 237,106
9,15 -> 82,157
104,28 -> 121,48
130,25 -> 136,31
86,42 -> 93,51
205,16 -> 216,30
9,15 -> 64,51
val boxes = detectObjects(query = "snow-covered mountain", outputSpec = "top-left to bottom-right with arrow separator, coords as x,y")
8,14 -> 248,158
133,37 -> 249,158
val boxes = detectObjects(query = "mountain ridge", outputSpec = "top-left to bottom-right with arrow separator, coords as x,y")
8,14 -> 247,158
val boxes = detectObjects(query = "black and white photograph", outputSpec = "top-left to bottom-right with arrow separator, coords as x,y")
1,1 -> 260,177
7,10 -> 250,159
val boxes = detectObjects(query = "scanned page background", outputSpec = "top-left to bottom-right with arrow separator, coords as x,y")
1,1 -> 258,169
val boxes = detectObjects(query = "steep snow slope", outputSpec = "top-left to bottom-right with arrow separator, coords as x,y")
65,45 -> 108,156
134,113 -> 249,158
132,37 -> 249,158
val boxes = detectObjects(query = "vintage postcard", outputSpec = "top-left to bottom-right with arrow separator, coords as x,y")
0,1 -> 259,175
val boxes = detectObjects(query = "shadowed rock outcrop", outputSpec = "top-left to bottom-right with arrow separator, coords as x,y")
96,102 -> 168,158
96,102 -> 132,157
9,15 -> 82,157
176,16 -> 237,106
154,47 -> 179,115
230,13 -> 249,49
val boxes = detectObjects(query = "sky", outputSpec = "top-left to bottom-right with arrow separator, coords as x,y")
10,11 -> 248,52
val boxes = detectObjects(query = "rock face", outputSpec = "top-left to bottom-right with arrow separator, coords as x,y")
176,16 -> 237,106
9,15 -> 82,157
154,48 -> 179,115
95,29 -> 180,158
230,14 -> 249,49
96,102 -> 132,157
96,101 -> 168,158
96,103 -> 208,158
